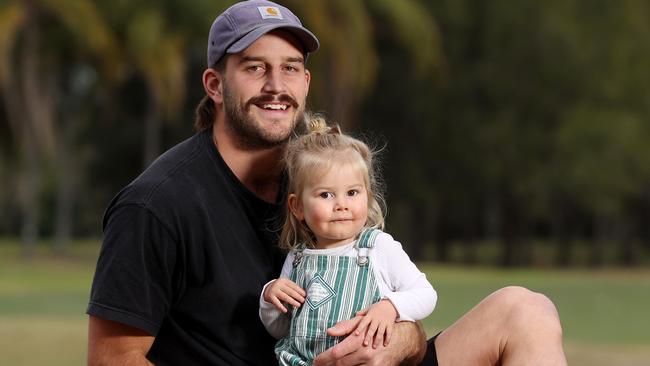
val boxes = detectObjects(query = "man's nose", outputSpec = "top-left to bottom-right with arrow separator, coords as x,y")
262,69 -> 286,94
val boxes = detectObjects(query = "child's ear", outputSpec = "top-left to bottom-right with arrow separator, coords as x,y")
288,194 -> 304,221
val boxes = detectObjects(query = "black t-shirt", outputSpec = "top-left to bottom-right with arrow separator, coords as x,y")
87,128 -> 285,365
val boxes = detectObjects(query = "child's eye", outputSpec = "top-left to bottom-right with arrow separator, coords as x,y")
319,192 -> 333,199
347,189 -> 359,196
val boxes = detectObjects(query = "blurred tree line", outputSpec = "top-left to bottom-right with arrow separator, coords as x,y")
1,0 -> 649,267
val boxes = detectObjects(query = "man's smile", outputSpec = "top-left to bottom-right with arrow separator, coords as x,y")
260,103 -> 289,110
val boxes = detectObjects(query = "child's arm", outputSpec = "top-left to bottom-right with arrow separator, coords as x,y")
374,232 -> 437,322
259,252 -> 304,339
264,277 -> 306,313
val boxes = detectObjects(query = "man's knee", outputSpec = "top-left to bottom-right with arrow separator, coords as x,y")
491,286 -> 555,308
492,286 -> 562,335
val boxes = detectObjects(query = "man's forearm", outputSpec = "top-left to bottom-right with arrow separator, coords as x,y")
88,316 -> 155,366
88,351 -> 154,366
394,321 -> 427,366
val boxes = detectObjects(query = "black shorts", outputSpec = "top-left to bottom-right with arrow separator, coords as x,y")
419,333 -> 439,366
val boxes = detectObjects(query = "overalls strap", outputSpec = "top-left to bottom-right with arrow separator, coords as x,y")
292,244 -> 306,268
355,228 -> 381,266
356,228 -> 380,249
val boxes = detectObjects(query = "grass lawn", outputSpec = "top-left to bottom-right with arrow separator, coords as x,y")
1,239 -> 649,365
419,264 -> 650,365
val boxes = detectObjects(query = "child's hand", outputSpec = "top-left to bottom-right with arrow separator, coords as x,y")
353,299 -> 398,348
264,278 -> 306,313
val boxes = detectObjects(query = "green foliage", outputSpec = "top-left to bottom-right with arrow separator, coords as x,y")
360,0 -> 650,264
2,0 -> 650,266
556,106 -> 650,215
284,0 -> 442,125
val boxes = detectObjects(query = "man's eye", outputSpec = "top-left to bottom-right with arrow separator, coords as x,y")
247,65 -> 265,73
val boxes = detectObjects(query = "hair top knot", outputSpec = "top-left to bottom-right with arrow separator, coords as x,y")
307,114 -> 341,135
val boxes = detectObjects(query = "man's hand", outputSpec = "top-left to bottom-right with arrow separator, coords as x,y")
313,316 -> 395,366
313,316 -> 426,366
263,278 -> 306,313
354,300 -> 398,348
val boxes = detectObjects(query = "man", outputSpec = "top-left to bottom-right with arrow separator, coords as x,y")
88,1 -> 567,365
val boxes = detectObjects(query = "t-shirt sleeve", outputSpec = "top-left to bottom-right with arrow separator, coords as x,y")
87,203 -> 178,336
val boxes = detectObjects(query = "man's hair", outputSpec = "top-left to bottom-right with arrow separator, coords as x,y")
194,56 -> 229,131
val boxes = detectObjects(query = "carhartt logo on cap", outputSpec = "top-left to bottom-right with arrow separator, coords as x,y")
258,6 -> 283,20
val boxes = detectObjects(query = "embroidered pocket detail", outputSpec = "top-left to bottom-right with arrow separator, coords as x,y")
305,275 -> 336,310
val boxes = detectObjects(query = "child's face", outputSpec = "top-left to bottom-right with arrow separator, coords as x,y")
289,163 -> 368,249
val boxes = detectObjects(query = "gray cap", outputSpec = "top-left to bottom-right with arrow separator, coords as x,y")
207,0 -> 320,67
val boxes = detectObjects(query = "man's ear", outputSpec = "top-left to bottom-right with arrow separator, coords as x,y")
304,69 -> 311,92
288,194 -> 304,221
203,68 -> 224,104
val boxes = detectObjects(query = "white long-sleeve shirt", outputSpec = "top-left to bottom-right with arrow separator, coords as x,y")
259,231 -> 437,339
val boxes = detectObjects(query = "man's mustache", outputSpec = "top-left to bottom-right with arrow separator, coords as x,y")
246,94 -> 299,110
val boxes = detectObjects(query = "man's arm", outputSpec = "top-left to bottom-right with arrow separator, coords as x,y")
88,316 -> 155,366
313,316 -> 427,366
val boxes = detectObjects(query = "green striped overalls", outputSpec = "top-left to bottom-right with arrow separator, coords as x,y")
275,228 -> 382,365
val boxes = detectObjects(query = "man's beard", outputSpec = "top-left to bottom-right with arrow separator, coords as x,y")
222,81 -> 305,150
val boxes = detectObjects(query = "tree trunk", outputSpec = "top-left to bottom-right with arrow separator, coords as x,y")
390,200 -> 414,255
18,0 -> 58,256
483,194 -> 502,265
18,147 -> 40,258
461,237 -> 477,265
53,72 -> 85,255
408,205 -> 425,262
0,23 -> 26,244
590,214 -> 610,267
500,189 -> 519,267
19,0 -> 42,257
53,127 -> 75,255
552,207 -> 572,267
461,212 -> 478,265
412,202 -> 438,262
484,193 -> 501,241
616,219 -> 636,267
433,200 -> 450,263
325,55 -> 356,129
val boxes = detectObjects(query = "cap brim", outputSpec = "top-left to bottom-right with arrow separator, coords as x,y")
227,24 -> 320,56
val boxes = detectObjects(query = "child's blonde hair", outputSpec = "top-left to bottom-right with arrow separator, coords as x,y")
279,114 -> 385,250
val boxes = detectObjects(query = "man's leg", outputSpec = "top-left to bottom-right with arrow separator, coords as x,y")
434,286 -> 567,366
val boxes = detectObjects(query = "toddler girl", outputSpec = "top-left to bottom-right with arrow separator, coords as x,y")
259,115 -> 436,365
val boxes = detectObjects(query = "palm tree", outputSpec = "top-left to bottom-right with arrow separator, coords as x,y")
122,7 -> 187,166
94,0 -> 205,167
0,0 -> 121,255
286,0 -> 442,127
